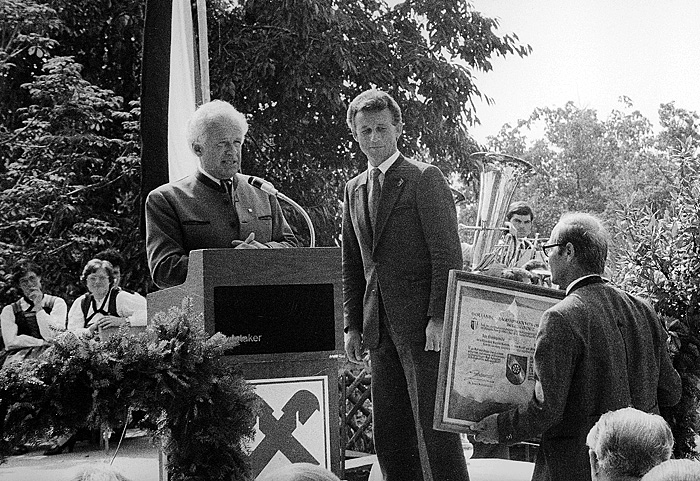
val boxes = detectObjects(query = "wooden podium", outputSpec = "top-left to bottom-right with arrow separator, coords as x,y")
148,248 -> 343,479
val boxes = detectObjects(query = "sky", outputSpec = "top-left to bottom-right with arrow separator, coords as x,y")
467,0 -> 700,144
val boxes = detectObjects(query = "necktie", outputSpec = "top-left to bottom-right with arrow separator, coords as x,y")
369,168 -> 382,231
220,179 -> 233,197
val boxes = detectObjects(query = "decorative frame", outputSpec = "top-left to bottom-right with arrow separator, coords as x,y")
434,271 -> 565,433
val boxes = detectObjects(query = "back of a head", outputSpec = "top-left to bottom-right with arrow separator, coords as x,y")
95,248 -> 124,271
258,463 -> 341,481
587,407 -> 674,479
640,459 -> 700,481
555,212 -> 609,274
67,464 -> 132,481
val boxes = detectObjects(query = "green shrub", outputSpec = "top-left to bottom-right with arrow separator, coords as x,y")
0,298 -> 259,480
613,142 -> 700,458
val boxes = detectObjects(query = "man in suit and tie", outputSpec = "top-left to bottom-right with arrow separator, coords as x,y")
145,100 -> 297,288
473,212 -> 681,481
342,89 -> 469,481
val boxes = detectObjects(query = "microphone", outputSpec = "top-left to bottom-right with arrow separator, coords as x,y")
247,176 -> 279,196
246,175 -> 317,247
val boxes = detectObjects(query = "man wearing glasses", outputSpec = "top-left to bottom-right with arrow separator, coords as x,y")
472,212 -> 681,481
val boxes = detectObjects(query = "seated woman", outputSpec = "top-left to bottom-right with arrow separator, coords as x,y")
1,260 -> 69,454
0,260 -> 67,367
67,259 -> 147,339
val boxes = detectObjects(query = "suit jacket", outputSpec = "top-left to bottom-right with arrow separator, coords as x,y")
145,172 -> 298,288
342,155 -> 462,348
497,279 -> 681,481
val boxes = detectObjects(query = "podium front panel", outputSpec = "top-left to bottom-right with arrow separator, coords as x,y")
214,283 -> 335,355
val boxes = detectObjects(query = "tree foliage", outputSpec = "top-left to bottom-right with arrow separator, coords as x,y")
208,0 -> 531,244
1,0 -> 529,292
0,55 -> 144,306
486,99 -> 677,238
613,142 -> 700,458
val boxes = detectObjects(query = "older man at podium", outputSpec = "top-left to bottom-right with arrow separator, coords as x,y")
145,100 -> 298,288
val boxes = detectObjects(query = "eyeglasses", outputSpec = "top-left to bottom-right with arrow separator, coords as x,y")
542,243 -> 566,258
86,274 -> 110,282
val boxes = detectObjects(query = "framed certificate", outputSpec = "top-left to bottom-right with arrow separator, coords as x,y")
434,271 -> 565,433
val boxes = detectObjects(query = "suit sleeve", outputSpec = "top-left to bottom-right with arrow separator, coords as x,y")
415,165 -> 462,318
264,194 -> 299,248
342,182 -> 365,333
498,309 -> 577,443
145,189 -> 189,288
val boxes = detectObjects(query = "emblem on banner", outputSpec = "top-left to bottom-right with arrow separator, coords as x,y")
247,376 -> 331,479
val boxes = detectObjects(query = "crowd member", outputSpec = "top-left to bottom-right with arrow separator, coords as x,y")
586,407 -> 674,481
65,464 -> 133,481
258,463 -> 341,481
67,259 -> 146,339
641,459 -> 700,481
342,89 -> 468,481
473,212 -> 681,481
499,201 -> 543,268
1,260 -> 66,367
95,248 -> 133,290
145,100 -> 298,288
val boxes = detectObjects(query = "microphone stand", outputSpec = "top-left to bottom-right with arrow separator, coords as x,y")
277,192 -> 316,248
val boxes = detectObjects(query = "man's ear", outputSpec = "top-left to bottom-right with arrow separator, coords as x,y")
192,143 -> 203,157
564,242 -> 576,259
589,449 -> 599,477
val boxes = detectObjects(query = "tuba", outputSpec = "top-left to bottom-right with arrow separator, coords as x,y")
466,153 -> 533,271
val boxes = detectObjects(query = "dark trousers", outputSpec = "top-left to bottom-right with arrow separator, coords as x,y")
370,308 -> 469,481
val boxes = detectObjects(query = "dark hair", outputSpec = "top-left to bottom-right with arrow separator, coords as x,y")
505,201 -> 534,221
554,212 -> 608,274
11,260 -> 42,286
95,248 -> 124,270
80,259 -> 115,285
346,89 -> 402,135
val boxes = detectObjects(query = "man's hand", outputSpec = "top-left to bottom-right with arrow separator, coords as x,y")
232,232 -> 267,249
344,329 -> 364,364
472,413 -> 500,444
425,316 -> 444,351
27,290 -> 44,310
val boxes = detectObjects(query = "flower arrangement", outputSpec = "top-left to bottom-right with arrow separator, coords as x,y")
0,298 -> 259,480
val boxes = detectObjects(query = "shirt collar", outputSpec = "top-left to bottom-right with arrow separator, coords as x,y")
367,150 -> 400,175
565,274 -> 603,295
198,164 -> 236,188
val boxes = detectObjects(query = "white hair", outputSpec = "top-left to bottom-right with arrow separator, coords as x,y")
186,99 -> 249,153
587,407 -> 674,479
66,464 -> 132,481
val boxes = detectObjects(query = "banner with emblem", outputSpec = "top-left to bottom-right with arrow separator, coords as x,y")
434,271 -> 564,433
246,376 -> 332,479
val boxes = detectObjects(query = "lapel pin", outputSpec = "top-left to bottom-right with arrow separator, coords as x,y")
397,179 -> 404,187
